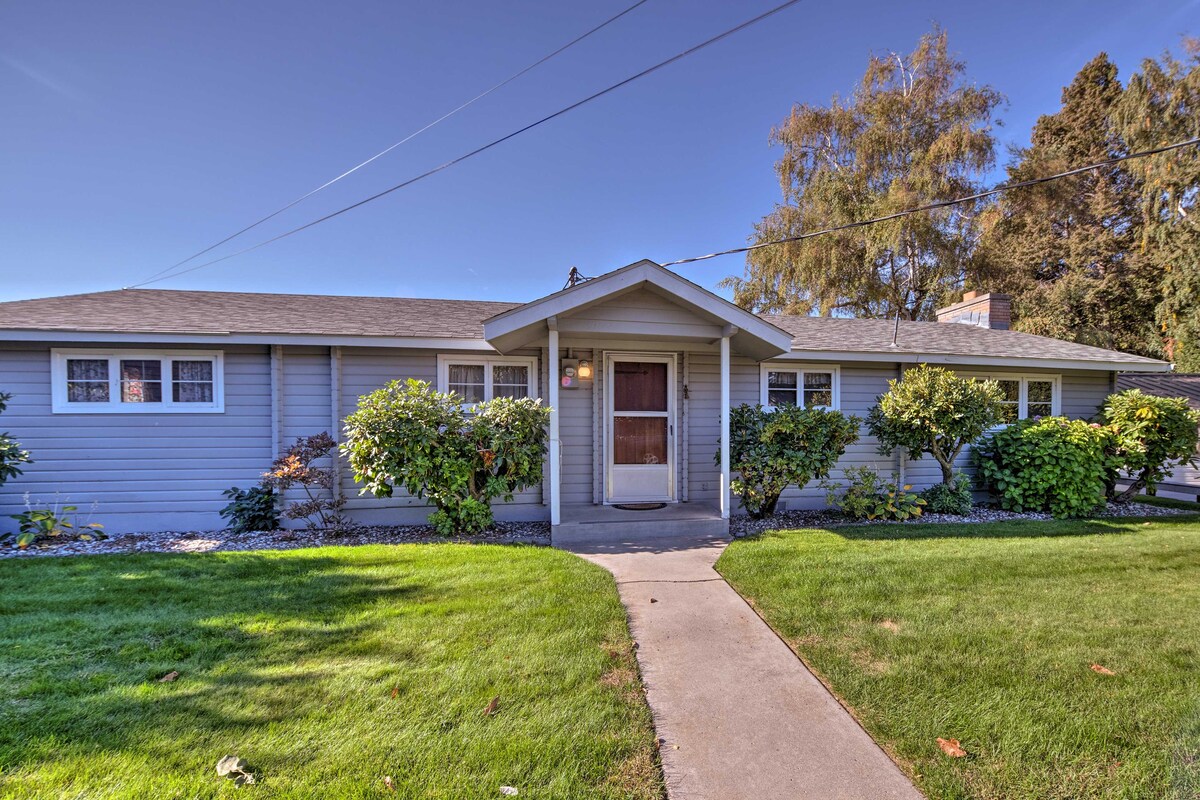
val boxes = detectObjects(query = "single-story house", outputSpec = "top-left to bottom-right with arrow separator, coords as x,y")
1115,373 -> 1200,502
0,260 -> 1171,538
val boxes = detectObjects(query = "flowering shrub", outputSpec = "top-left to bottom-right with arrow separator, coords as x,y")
723,404 -> 860,519
975,417 -> 1116,518
262,432 -> 347,530
823,466 -> 926,521
341,380 -> 550,535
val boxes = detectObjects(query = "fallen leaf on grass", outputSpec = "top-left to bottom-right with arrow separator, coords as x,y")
937,738 -> 967,758
383,775 -> 396,792
1090,663 -> 1116,675
216,754 -> 257,785
158,671 -> 179,683
500,787 -> 519,796
483,696 -> 500,716
391,686 -> 399,699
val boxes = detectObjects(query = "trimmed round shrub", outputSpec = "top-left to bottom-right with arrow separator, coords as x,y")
919,475 -> 973,515
974,417 -> 1115,518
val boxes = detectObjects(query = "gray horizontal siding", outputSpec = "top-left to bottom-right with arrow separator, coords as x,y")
0,343 -> 272,532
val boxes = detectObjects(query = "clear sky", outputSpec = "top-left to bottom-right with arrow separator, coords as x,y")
2,0 -> 1196,303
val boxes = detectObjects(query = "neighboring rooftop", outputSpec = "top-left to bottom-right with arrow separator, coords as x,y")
0,286 -> 1168,369
1117,374 -> 1200,409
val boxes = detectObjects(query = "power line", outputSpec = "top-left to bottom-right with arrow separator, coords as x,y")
134,0 -> 653,287
662,137 -> 1200,267
126,0 -> 806,289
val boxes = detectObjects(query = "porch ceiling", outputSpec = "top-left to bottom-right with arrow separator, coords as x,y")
482,260 -> 792,360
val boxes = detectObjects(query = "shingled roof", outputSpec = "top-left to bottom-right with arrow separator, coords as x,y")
0,289 -> 519,339
0,287 -> 1168,369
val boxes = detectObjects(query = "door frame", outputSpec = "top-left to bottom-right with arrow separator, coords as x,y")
603,352 -> 677,504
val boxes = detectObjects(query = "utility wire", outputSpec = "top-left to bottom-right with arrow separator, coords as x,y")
134,0 -> 653,287
662,137 -> 1200,266
126,0 -> 806,289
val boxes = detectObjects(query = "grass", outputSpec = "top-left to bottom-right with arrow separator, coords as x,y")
0,544 -> 664,799
716,515 -> 1200,800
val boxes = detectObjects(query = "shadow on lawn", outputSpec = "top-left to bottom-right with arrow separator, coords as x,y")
0,551 -> 443,771
820,516 -> 1178,542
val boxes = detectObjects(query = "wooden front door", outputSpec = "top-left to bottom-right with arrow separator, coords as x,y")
605,354 -> 675,503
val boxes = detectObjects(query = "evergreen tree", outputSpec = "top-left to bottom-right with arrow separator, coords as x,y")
725,27 -> 1002,320
975,54 -> 1161,357
1116,39 -> 1200,370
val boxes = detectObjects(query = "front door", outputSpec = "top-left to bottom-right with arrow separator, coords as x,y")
605,354 -> 675,503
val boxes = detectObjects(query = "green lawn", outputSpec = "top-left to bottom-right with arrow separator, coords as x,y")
0,544 -> 664,800
716,515 -> 1200,800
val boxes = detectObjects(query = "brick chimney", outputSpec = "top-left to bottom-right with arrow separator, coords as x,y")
936,291 -> 1011,330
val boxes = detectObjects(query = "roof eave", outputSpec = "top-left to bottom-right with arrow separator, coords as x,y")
772,348 -> 1172,372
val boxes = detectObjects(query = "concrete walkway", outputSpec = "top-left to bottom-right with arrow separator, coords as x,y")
563,531 -> 922,800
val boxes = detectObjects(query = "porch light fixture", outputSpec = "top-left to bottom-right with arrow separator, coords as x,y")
577,360 -> 593,380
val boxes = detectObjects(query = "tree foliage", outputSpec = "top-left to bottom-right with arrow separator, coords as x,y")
866,364 -> 1004,484
341,380 -> 550,535
1115,39 -> 1200,370
0,393 -> 32,487
975,54 -> 1161,357
725,27 -> 1002,320
722,404 -> 860,519
1100,389 -> 1200,501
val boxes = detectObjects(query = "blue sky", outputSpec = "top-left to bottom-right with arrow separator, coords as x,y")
2,0 -> 1196,303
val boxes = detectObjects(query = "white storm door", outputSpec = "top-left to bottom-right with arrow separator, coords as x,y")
606,355 -> 675,503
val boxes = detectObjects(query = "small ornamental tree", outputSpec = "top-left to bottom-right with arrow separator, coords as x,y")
721,404 -> 860,519
341,379 -> 550,534
0,393 -> 33,486
1100,389 -> 1200,501
866,364 -> 1004,486
262,432 -> 346,529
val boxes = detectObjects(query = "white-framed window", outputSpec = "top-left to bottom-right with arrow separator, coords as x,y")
51,350 -> 224,413
760,364 -> 840,410
982,374 -> 1060,422
436,355 -> 538,404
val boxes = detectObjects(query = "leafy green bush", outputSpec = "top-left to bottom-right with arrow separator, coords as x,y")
919,475 -> 973,515
0,392 -> 32,486
342,379 -> 550,535
867,364 -> 1004,485
975,417 -> 1115,518
220,485 -> 280,534
8,494 -> 104,550
823,466 -> 926,521
723,404 -> 860,519
1099,389 -> 1200,501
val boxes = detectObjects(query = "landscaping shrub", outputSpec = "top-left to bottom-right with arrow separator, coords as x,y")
1099,389 -> 1200,501
0,392 -> 32,486
919,474 -> 973,515
975,417 -> 1115,518
723,404 -> 860,519
219,485 -> 280,533
8,493 -> 104,550
866,364 -> 1004,485
262,432 -> 347,530
342,379 -> 550,534
823,465 -> 926,521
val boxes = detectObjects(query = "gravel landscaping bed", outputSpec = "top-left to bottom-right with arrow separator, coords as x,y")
1,520 -> 551,559
729,500 -> 1193,538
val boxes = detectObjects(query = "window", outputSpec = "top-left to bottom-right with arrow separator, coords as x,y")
760,365 -> 840,409
983,374 -> 1059,422
52,350 -> 223,413
437,356 -> 537,404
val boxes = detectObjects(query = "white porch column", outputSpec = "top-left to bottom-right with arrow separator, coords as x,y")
547,317 -> 561,526
719,328 -> 733,520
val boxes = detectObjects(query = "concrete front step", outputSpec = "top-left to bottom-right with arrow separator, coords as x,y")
552,515 -> 729,545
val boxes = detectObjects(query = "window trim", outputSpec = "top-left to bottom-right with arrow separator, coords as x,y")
981,373 -> 1061,420
436,354 -> 538,404
759,364 -> 841,410
51,349 -> 225,414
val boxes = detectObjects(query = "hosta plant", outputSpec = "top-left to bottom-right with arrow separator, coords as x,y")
9,493 -> 104,550
824,466 -> 926,521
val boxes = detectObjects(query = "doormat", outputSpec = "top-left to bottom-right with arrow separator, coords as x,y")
613,503 -> 667,511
